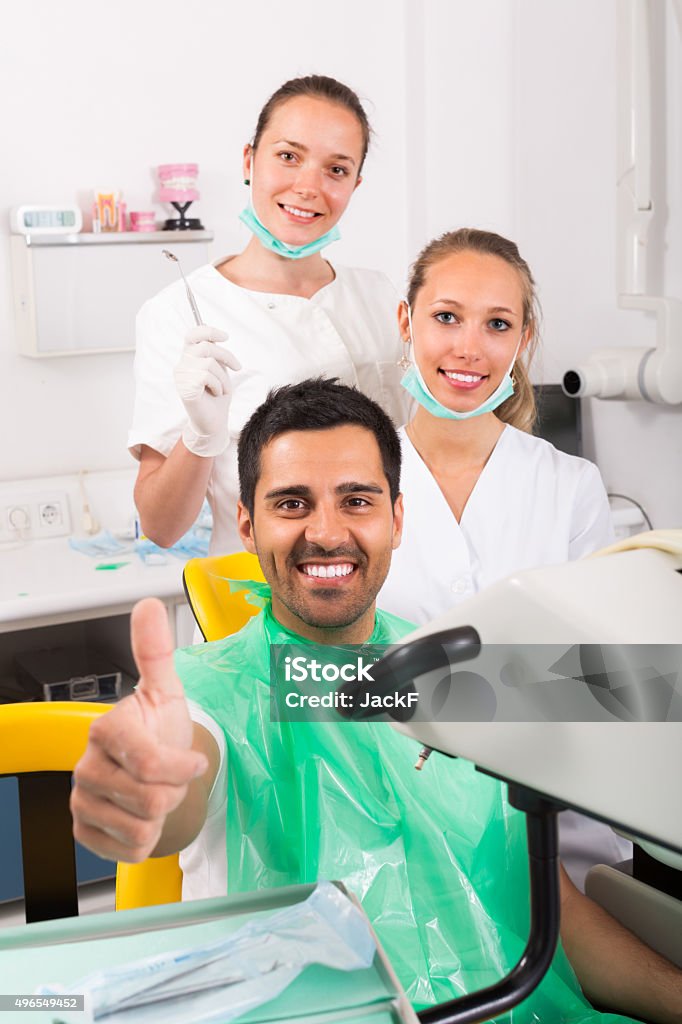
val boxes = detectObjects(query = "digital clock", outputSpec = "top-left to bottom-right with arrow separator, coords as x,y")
10,204 -> 83,235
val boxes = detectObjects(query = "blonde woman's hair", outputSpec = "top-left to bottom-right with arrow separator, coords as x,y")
406,228 -> 541,433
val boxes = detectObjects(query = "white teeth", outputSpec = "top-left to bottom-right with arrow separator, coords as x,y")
162,176 -> 196,189
302,563 -> 354,578
443,371 -> 484,383
283,205 -> 317,218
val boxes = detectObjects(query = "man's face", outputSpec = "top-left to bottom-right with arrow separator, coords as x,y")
238,425 -> 403,642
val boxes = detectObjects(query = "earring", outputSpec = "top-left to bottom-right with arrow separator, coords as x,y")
243,178 -> 250,186
396,336 -> 412,370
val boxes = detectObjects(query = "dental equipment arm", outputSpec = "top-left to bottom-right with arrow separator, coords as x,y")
344,538 -> 682,1023
562,0 -> 682,405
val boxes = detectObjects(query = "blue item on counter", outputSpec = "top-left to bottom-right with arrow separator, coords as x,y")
135,525 -> 210,563
69,531 -> 130,557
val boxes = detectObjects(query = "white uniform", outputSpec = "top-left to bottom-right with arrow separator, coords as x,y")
380,425 -> 629,890
181,702 -> 228,901
380,424 -> 616,624
129,261 -> 410,555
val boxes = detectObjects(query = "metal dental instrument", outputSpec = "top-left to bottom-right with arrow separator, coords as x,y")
162,249 -> 204,326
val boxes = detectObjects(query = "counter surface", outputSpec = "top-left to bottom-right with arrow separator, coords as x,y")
0,538 -> 188,633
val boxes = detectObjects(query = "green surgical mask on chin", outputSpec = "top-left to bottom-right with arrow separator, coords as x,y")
239,177 -> 341,260
400,303 -> 520,420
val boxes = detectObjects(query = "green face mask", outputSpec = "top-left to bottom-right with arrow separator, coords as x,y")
401,303 -> 520,420
239,177 -> 341,260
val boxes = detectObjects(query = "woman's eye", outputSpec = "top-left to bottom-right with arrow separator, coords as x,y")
329,165 -> 349,177
278,151 -> 296,163
489,318 -> 511,331
435,312 -> 457,324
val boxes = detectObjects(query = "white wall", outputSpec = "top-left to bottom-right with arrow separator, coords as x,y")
514,0 -> 682,525
2,0 -> 681,526
0,0 -> 408,480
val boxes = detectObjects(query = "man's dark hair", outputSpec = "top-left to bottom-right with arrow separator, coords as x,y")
238,378 -> 401,516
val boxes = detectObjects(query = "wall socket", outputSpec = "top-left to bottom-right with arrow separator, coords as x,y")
3,491 -> 71,539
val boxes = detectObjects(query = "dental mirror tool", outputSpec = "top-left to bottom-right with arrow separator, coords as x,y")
162,249 -> 204,326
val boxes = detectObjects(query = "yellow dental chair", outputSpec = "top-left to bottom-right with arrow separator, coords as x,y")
0,701 -> 110,923
0,700 -> 181,918
182,550 -> 266,641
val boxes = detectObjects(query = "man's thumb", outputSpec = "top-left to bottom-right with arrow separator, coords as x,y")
131,598 -> 184,700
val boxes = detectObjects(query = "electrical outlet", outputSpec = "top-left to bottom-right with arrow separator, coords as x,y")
5,504 -> 31,534
34,492 -> 70,537
1,492 -> 71,540
39,502 -> 62,528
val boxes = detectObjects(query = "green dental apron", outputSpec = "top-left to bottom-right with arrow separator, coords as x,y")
178,603 -> 634,1023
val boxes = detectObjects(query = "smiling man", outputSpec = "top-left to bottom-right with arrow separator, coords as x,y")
235,385 -> 403,641
73,377 -> 410,884
72,379 -> 682,1024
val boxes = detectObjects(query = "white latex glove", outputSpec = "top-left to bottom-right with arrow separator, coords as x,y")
174,325 -> 242,457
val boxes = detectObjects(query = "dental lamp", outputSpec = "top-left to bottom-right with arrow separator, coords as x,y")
340,537 -> 682,1024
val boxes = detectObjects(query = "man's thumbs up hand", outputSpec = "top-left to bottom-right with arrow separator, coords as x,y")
131,598 -> 195,749
72,599 -> 208,862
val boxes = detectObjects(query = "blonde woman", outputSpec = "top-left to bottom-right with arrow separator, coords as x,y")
380,228 -> 625,887
380,227 -> 614,624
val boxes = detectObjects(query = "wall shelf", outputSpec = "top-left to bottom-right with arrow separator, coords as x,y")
22,230 -> 213,247
10,231 -> 214,357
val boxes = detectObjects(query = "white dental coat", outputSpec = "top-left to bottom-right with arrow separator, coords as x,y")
380,425 -> 628,888
129,261 -> 410,555
380,425 -> 615,624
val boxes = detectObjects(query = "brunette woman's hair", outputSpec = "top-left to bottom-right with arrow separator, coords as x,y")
252,75 -> 372,171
